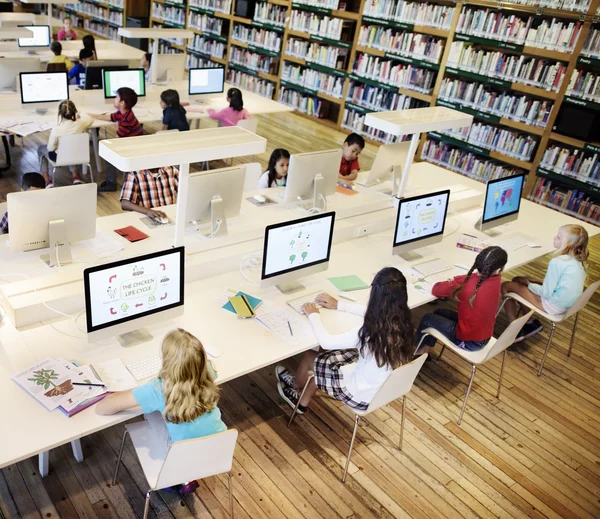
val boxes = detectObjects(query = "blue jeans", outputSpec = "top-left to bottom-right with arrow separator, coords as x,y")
416,308 -> 489,352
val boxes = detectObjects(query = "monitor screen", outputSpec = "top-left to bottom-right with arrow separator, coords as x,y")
393,189 -> 450,247
17,25 -> 50,47
19,72 -> 69,104
262,212 -> 335,280
84,247 -> 185,333
85,64 -> 128,90
482,173 -> 525,225
189,67 -> 225,95
103,68 -> 146,98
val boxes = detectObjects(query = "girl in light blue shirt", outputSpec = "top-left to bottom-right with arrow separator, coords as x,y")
502,224 -> 589,340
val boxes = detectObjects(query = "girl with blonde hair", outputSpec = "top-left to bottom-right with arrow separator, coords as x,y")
38,100 -> 93,187
502,224 -> 589,340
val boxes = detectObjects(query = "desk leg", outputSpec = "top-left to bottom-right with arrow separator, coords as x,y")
39,451 -> 49,477
194,119 -> 200,130
0,134 -> 11,175
71,439 -> 84,462
91,128 -> 102,173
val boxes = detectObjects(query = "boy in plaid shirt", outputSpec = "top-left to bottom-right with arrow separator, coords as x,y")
120,166 -> 179,222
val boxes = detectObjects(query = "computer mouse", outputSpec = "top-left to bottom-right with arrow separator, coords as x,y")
253,194 -> 266,203
154,216 -> 169,225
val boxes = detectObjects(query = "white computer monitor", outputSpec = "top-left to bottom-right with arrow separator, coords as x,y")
188,67 -> 225,95
84,247 -> 185,344
261,212 -> 336,293
154,53 -> 186,84
185,165 -> 246,238
393,189 -> 450,256
19,71 -> 69,104
283,149 -> 341,207
103,68 -> 146,98
479,173 -> 526,232
358,141 -> 411,195
7,183 -> 97,266
17,25 -> 50,48
0,58 -> 41,91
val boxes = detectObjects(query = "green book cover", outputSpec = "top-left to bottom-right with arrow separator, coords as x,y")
327,275 -> 369,292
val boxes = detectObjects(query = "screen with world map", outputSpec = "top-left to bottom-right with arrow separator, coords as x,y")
482,173 -> 525,224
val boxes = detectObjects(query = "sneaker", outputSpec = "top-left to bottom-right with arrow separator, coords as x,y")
179,481 -> 199,495
98,181 -> 117,192
515,319 -> 543,342
72,177 -> 83,185
277,382 -> 307,414
45,181 -> 53,189
275,364 -> 294,388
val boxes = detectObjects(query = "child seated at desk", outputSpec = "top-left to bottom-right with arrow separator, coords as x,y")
57,17 -> 77,41
120,165 -> 178,223
68,48 -> 94,86
257,148 -> 290,189
141,52 -> 151,82
82,35 -> 97,61
339,133 -> 365,184
160,89 -> 189,132
0,173 -> 46,234
96,328 -> 227,495
48,41 -> 73,72
186,88 -> 250,127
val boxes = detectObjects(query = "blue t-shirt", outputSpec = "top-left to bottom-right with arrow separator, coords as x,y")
132,376 -> 226,442
163,106 -> 190,132
68,63 -> 86,86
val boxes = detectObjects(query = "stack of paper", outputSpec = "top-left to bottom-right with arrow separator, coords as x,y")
254,304 -> 312,347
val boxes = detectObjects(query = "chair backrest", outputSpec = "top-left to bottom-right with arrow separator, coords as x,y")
55,133 -> 90,166
47,63 -> 67,73
244,162 -> 262,191
155,429 -> 238,489
483,311 -> 534,362
564,279 -> 600,319
365,353 -> 428,413
237,119 -> 258,134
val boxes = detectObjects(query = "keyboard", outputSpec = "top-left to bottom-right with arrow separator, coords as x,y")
286,291 -> 323,315
495,233 -> 530,251
127,356 -> 162,381
413,258 -> 453,277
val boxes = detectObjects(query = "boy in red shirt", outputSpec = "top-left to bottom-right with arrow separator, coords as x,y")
339,133 -> 364,183
90,87 -> 143,192
415,247 -> 508,353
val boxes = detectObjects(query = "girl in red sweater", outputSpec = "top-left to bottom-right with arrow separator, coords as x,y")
415,246 -> 508,353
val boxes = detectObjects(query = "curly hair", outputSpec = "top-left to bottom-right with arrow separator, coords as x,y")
358,267 -> 414,369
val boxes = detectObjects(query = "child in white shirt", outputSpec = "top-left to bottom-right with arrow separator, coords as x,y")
257,148 -> 290,189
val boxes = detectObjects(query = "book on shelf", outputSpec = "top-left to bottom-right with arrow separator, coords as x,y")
530,176 -> 600,223
362,0 -> 455,30
541,145 -> 600,181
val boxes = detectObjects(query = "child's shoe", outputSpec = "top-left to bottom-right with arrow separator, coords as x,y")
515,319 -> 543,342
179,481 -> 199,495
45,181 -> 53,189
277,382 -> 307,415
72,177 -> 83,185
275,365 -> 294,388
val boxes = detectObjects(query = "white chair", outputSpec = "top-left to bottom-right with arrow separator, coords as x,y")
287,354 -> 428,483
237,119 -> 258,134
416,311 -> 533,425
243,162 -> 263,191
499,280 -> 600,376
113,417 -> 238,519
45,133 -> 93,183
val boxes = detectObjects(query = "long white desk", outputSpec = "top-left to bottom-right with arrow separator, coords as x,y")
1,162 -> 598,473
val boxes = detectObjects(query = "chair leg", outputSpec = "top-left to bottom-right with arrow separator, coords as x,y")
458,365 -> 477,425
496,350 -> 508,399
143,490 -> 151,519
287,373 -> 314,428
112,430 -> 129,486
226,472 -> 234,518
567,313 -> 579,358
399,395 -> 406,451
342,415 -> 360,483
496,297 -> 508,317
437,345 -> 446,361
537,322 -> 556,377
414,334 -> 430,356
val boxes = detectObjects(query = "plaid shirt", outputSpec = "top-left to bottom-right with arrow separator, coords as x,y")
120,167 -> 179,209
0,211 -> 8,234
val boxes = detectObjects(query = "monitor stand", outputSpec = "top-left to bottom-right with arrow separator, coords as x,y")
40,219 -> 72,267
312,173 -> 326,211
27,50 -> 38,55
198,197 -> 228,238
275,280 -> 305,295
395,250 -> 426,263
117,328 -> 153,348
474,217 -> 503,238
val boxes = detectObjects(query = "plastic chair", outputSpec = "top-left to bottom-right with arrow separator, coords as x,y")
416,311 -> 533,425
499,280 -> 600,376
113,416 -> 238,519
243,162 -> 262,191
45,133 -> 93,183
287,354 -> 428,483
237,119 -> 258,134
46,63 -> 67,72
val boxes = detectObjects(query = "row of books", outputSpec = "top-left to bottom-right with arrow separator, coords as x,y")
341,110 -> 399,145
152,4 -> 186,26
74,3 -> 123,25
421,139 -> 526,182
278,87 -> 326,117
447,42 -> 567,91
456,8 -> 582,51
362,0 -> 454,30
346,80 -> 426,111
227,68 -> 276,99
188,12 -> 224,36
254,2 -> 287,28
294,0 -> 340,9
230,47 -> 277,74
529,178 -> 600,224
509,0 -> 590,12
541,145 -> 600,182
185,53 -> 222,69
85,19 -> 119,39
582,27 -> 600,58
158,42 -> 184,54
353,53 -> 436,93
232,25 -> 282,52
441,122 -> 538,161
188,35 -> 226,59
289,10 -> 346,39
282,63 -> 345,97
285,38 -> 348,70
438,78 -> 553,128
358,25 -> 444,64
566,69 -> 600,103
190,0 -> 232,14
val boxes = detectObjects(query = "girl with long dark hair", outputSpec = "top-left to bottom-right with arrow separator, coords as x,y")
258,148 -> 290,188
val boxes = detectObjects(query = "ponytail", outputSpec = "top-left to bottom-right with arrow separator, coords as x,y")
227,87 -> 244,111
58,100 -> 78,123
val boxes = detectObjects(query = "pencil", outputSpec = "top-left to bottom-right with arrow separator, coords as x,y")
72,382 -> 105,387
287,320 -> 293,336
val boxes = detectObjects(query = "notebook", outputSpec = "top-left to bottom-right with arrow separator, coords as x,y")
222,291 -> 262,314
114,226 -> 149,242
328,275 -> 369,292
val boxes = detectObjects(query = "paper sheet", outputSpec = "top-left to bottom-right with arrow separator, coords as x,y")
254,304 -> 312,346
79,232 -> 125,258
90,359 -> 137,392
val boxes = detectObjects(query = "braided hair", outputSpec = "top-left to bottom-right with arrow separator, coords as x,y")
452,246 -> 508,307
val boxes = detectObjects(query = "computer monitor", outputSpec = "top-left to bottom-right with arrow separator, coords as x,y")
84,247 -> 185,344
19,71 -> 69,105
283,149 -> 341,207
0,58 -> 41,91
7,183 -> 97,266
103,68 -> 145,98
393,189 -> 450,257
17,25 -> 50,48
188,67 -> 225,95
154,53 -> 186,84
84,60 -> 129,90
185,165 -> 246,238
358,141 -> 411,195
261,212 -> 336,294
478,173 -> 526,232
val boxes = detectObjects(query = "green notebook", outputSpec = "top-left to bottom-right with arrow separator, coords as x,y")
327,275 -> 369,292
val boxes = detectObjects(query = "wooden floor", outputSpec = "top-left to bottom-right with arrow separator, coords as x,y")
1,112 -> 600,519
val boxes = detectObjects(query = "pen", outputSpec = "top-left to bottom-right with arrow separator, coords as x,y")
463,233 -> 477,238
287,320 -> 293,336
72,382 -> 105,387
